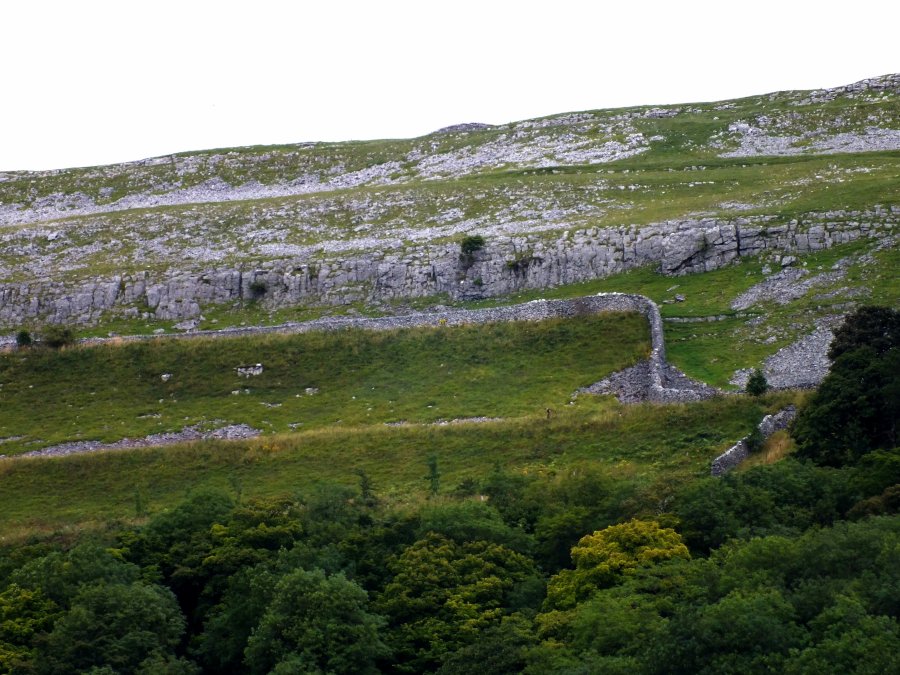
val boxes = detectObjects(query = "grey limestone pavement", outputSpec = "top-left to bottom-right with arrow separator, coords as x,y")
1,209 -> 894,329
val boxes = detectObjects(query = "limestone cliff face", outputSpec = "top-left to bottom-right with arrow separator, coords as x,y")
0,211 -> 892,327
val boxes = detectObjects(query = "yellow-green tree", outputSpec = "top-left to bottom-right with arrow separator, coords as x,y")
544,519 -> 690,611
0,585 -> 61,673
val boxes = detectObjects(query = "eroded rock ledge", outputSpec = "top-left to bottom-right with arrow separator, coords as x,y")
1,211 -> 894,328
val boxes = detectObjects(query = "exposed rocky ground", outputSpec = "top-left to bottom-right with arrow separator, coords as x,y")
577,360 -> 719,403
2,423 -> 260,460
1,76 -> 897,318
0,209 -> 894,328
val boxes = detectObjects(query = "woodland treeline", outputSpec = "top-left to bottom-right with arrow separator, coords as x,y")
1,307 -> 897,674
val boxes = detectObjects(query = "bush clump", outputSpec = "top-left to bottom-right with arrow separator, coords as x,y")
746,368 -> 768,396
460,235 -> 486,256
41,324 -> 76,349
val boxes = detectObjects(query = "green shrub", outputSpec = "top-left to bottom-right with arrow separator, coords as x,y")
460,235 -> 486,256
746,368 -> 768,396
745,426 -> 764,453
15,330 -> 32,347
40,325 -> 75,349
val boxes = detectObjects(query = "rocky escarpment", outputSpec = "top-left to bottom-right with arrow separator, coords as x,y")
1,209 -> 894,328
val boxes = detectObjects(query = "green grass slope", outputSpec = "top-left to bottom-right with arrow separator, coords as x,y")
0,393 -> 781,542
0,75 -> 895,544
0,313 -> 648,456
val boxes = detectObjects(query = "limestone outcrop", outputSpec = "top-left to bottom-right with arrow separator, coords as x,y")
0,212 -> 893,328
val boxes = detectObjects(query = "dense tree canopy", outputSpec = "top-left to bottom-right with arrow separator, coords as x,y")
377,532 -> 539,673
1,390 -> 898,674
544,519 -> 690,611
37,582 -> 187,675
243,568 -> 387,675
793,306 -> 900,466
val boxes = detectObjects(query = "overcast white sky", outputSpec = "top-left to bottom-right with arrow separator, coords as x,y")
2,0 -> 898,171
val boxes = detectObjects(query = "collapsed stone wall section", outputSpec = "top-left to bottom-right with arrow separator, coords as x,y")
710,405 -> 797,476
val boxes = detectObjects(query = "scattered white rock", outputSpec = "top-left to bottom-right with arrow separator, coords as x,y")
236,363 -> 264,377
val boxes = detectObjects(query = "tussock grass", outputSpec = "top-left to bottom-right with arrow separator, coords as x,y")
740,430 -> 796,471
0,394 -> 768,542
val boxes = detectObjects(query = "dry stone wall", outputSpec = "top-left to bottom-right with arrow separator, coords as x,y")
710,406 -> 797,475
2,294 -> 717,458
63,292 -> 713,404
0,211 -> 894,328
73,292 -> 661,343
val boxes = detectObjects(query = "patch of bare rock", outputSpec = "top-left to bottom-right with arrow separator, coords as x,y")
5,423 -> 260,460
730,266 -> 847,311
731,322 -> 839,390
577,361 -> 718,404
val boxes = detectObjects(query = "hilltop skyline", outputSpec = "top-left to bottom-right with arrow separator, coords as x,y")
3,0 -> 898,171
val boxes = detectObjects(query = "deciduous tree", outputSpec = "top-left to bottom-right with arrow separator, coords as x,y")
544,519 -> 690,611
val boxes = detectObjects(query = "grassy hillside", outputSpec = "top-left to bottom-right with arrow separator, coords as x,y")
2,75 -> 897,204
0,72 -> 895,542
0,308 -> 800,542
0,76 -> 896,675
0,393 -> 780,542
0,313 -> 648,456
